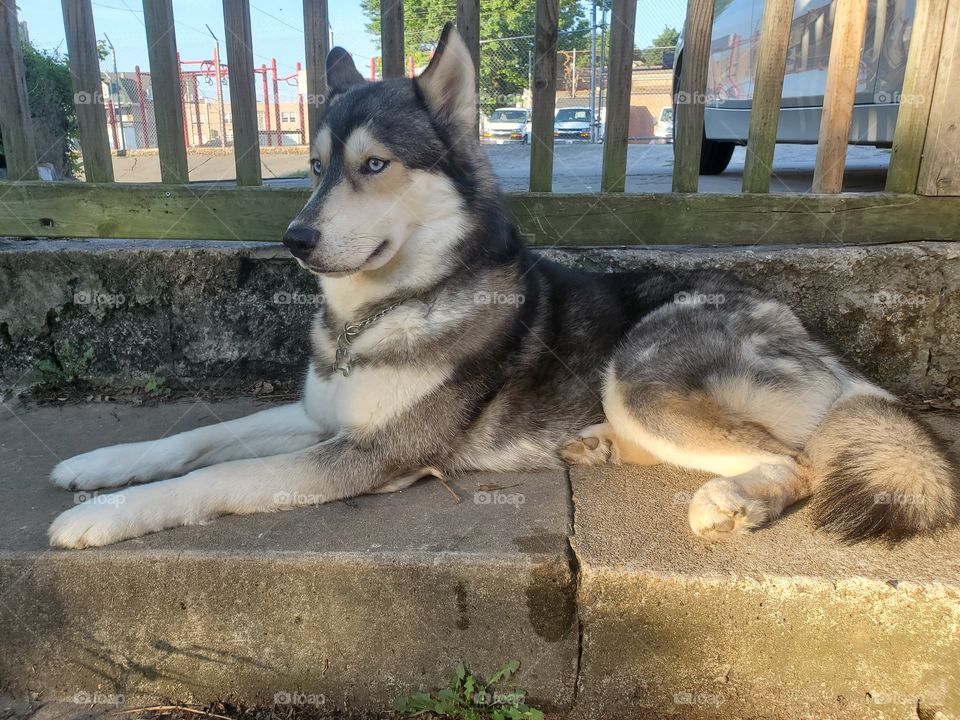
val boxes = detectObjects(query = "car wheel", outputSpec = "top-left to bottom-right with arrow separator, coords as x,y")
522,135 -> 528,145
700,136 -> 736,175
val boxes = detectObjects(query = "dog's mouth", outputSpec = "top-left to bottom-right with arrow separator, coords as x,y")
296,239 -> 392,276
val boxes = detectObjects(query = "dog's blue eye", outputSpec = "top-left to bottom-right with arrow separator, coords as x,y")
365,157 -> 388,174
311,159 -> 322,176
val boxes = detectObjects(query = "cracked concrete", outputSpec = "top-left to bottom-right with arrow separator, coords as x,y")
2,400 -> 960,718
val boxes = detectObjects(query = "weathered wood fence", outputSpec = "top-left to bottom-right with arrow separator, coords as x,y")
0,0 -> 958,246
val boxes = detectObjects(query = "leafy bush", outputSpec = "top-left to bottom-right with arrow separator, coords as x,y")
395,661 -> 544,720
0,41 -> 76,178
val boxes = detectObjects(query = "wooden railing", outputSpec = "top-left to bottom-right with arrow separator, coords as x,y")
0,0 -> 958,246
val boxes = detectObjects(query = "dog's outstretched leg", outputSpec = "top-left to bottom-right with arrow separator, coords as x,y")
50,402 -> 326,491
48,434 -> 390,548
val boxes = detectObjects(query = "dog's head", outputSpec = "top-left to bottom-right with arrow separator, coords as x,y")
283,24 -> 480,277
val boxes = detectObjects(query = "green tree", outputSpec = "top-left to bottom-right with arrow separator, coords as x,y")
360,0 -> 590,112
642,26 -> 680,67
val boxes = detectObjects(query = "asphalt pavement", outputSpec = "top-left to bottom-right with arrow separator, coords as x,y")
109,142 -> 890,193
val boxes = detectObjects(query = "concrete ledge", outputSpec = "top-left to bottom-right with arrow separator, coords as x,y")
0,401 -> 578,708
2,401 -> 960,718
570,415 -> 960,719
2,238 -> 959,398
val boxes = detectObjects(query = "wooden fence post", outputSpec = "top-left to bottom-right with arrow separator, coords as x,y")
0,0 -> 38,180
811,0 -> 869,193
223,0 -> 261,185
381,0 -> 405,79
740,0 -> 792,193
916,0 -> 960,195
302,0 -> 330,146
62,0 -> 114,182
885,0 -> 948,192
529,0 -> 559,192
142,0 -> 189,184
672,0 -> 715,192
600,0 -> 638,192
457,0 -> 481,137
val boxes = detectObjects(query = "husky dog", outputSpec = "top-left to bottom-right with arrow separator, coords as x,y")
48,25 -> 957,549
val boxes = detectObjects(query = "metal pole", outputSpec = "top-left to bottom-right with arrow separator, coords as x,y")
214,43 -> 226,146
589,0 -> 597,141
193,73 -> 203,146
105,34 -> 125,153
135,64 -> 150,147
271,58 -> 281,145
261,64 -> 271,146
296,60 -> 305,145
572,47 -> 577,97
177,52 -> 189,149
598,4 -> 607,137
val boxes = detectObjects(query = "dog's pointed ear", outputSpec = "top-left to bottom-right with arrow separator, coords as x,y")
415,23 -> 476,132
326,47 -> 365,98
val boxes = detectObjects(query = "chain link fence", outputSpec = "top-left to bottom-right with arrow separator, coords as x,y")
476,3 -> 685,145
100,53 -> 308,153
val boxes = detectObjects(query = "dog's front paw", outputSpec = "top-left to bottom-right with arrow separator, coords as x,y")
688,478 -> 766,541
51,445 -> 150,491
48,495 -> 144,549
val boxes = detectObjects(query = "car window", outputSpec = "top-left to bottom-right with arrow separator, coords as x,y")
556,109 -> 590,122
490,110 -> 528,122
660,108 -> 673,122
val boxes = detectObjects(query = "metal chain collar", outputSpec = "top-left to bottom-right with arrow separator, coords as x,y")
332,299 -> 405,377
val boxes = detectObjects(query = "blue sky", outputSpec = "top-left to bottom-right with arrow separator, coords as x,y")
20,0 -> 684,83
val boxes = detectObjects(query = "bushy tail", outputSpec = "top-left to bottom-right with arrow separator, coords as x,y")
805,394 -> 959,542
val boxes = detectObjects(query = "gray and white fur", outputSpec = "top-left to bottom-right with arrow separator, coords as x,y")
47,25 -> 958,549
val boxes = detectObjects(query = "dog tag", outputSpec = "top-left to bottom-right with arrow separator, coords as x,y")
334,347 -> 352,376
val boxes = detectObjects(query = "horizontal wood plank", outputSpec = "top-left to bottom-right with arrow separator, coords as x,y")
0,183 -> 959,246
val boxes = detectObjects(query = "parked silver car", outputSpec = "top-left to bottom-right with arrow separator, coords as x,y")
554,107 -> 593,142
674,0 -> 913,173
481,108 -> 532,144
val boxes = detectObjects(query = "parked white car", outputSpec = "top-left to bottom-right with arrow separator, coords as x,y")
481,108 -> 532,144
654,107 -> 673,140
673,0 -> 913,173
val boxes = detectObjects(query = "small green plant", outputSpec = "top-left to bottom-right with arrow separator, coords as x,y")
34,341 -> 95,384
143,375 -> 167,395
395,661 -> 543,720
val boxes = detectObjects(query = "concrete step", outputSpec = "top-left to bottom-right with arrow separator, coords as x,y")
2,400 -> 959,719
0,400 -> 577,709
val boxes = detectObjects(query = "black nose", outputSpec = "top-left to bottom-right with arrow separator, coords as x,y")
282,224 -> 319,261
